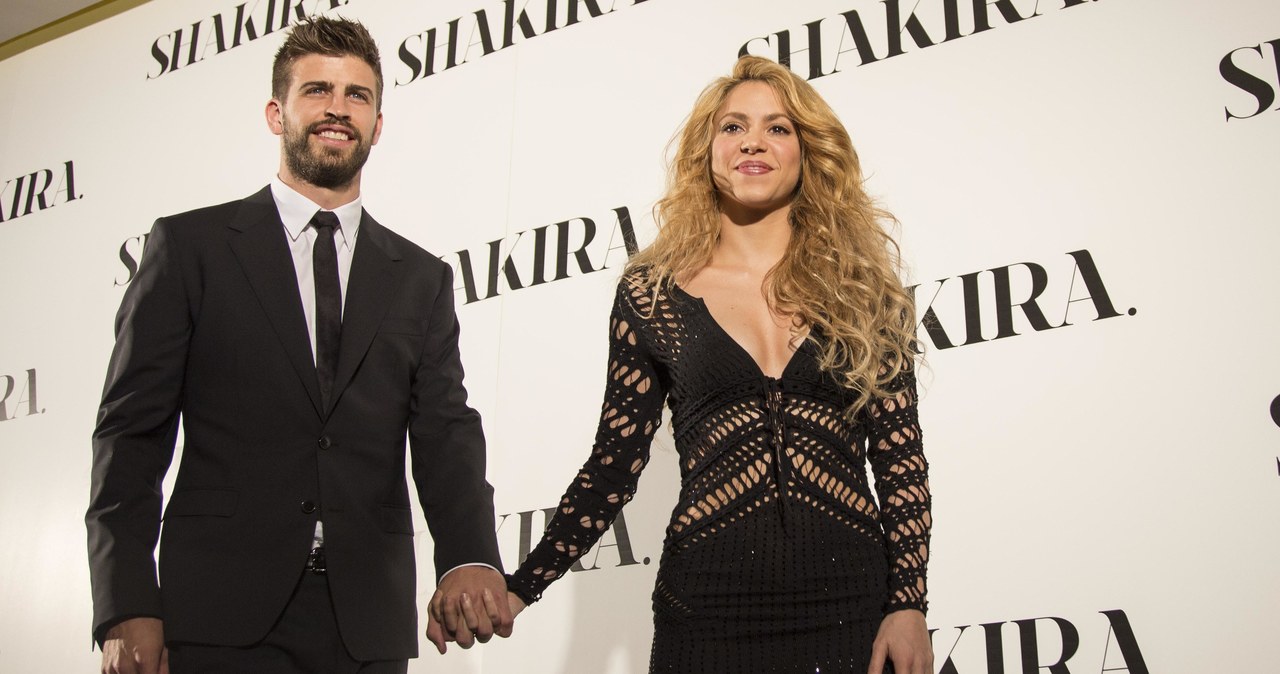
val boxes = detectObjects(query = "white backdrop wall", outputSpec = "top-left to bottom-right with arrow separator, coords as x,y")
1,0 -> 1277,672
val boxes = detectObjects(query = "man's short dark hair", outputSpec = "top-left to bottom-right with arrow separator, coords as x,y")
272,16 -> 383,110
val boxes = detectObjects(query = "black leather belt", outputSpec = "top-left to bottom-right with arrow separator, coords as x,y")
305,547 -> 327,574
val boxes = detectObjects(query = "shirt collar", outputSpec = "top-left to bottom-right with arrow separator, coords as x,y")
270,176 -> 363,249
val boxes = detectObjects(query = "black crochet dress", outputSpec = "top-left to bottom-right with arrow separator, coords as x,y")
508,276 -> 931,674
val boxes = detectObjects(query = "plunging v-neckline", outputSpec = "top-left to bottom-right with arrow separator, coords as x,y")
671,282 -> 809,380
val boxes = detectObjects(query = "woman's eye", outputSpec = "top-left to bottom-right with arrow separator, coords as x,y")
721,123 -> 742,133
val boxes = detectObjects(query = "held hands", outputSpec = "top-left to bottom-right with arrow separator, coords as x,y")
100,617 -> 168,674
425,567 -> 515,654
868,609 -> 933,674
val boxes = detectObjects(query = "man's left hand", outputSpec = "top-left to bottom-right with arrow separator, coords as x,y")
425,567 -> 512,654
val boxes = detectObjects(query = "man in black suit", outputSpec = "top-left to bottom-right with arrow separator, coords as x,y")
87,16 -> 510,673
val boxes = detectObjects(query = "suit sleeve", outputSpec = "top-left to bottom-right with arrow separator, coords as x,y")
86,218 -> 191,644
407,263 -> 503,579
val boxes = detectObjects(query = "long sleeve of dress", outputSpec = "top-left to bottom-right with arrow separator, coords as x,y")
507,284 -> 667,604
864,366 -> 931,613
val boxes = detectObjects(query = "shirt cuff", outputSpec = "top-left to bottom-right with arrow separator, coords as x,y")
439,562 -> 500,581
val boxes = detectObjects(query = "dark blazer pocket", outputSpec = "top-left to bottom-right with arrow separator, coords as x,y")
378,504 -> 415,535
379,318 -> 424,336
164,489 -> 239,518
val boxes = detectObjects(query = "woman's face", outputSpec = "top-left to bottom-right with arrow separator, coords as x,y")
709,81 -> 802,220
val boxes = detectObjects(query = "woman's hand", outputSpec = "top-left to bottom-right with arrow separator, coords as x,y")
507,591 -> 527,619
868,609 -> 933,674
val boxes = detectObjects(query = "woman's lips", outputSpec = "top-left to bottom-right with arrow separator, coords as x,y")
736,161 -> 772,174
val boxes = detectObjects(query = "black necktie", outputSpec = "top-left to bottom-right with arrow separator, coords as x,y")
311,211 -> 342,408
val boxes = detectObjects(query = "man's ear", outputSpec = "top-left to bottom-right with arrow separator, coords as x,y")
266,99 -> 284,136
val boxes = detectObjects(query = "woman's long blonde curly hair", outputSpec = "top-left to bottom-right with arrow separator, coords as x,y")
627,55 -> 917,413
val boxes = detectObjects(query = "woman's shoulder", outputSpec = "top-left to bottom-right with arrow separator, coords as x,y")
613,267 -> 654,317
613,265 -> 688,321
618,263 -> 655,289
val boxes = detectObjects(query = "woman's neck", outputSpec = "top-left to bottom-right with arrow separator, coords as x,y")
711,205 -> 792,274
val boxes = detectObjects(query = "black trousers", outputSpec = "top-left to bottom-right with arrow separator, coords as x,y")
167,570 -> 408,674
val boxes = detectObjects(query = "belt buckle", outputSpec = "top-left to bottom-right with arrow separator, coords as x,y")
305,546 -> 327,574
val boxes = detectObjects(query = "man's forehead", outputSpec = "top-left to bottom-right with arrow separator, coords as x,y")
288,53 -> 378,87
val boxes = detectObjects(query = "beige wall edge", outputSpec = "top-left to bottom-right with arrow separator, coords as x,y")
0,0 -> 152,62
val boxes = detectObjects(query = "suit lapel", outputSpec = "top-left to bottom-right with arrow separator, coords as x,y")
227,187 -> 325,417
329,212 -> 403,414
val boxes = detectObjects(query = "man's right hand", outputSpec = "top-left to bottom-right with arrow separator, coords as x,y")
101,617 -> 168,674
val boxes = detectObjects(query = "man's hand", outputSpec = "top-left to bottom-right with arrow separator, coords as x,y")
868,609 -> 933,674
425,567 -> 512,654
101,617 -> 168,674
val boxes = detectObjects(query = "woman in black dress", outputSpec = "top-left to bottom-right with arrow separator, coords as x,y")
506,56 -> 933,674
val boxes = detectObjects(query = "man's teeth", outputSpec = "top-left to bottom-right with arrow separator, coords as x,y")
319,130 -> 350,140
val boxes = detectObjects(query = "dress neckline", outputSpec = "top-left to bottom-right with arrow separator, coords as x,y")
668,282 -> 810,381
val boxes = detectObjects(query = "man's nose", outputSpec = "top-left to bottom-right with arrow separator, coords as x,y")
325,94 -> 351,119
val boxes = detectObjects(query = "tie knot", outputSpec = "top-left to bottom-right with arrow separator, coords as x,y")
311,211 -> 340,232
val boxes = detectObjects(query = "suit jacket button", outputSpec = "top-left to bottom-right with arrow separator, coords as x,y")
301,501 -> 317,514
318,436 -> 332,450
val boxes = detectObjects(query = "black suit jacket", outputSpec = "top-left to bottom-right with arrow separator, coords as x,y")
87,186 -> 501,660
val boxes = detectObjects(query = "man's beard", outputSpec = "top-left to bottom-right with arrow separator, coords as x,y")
282,115 -> 373,189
